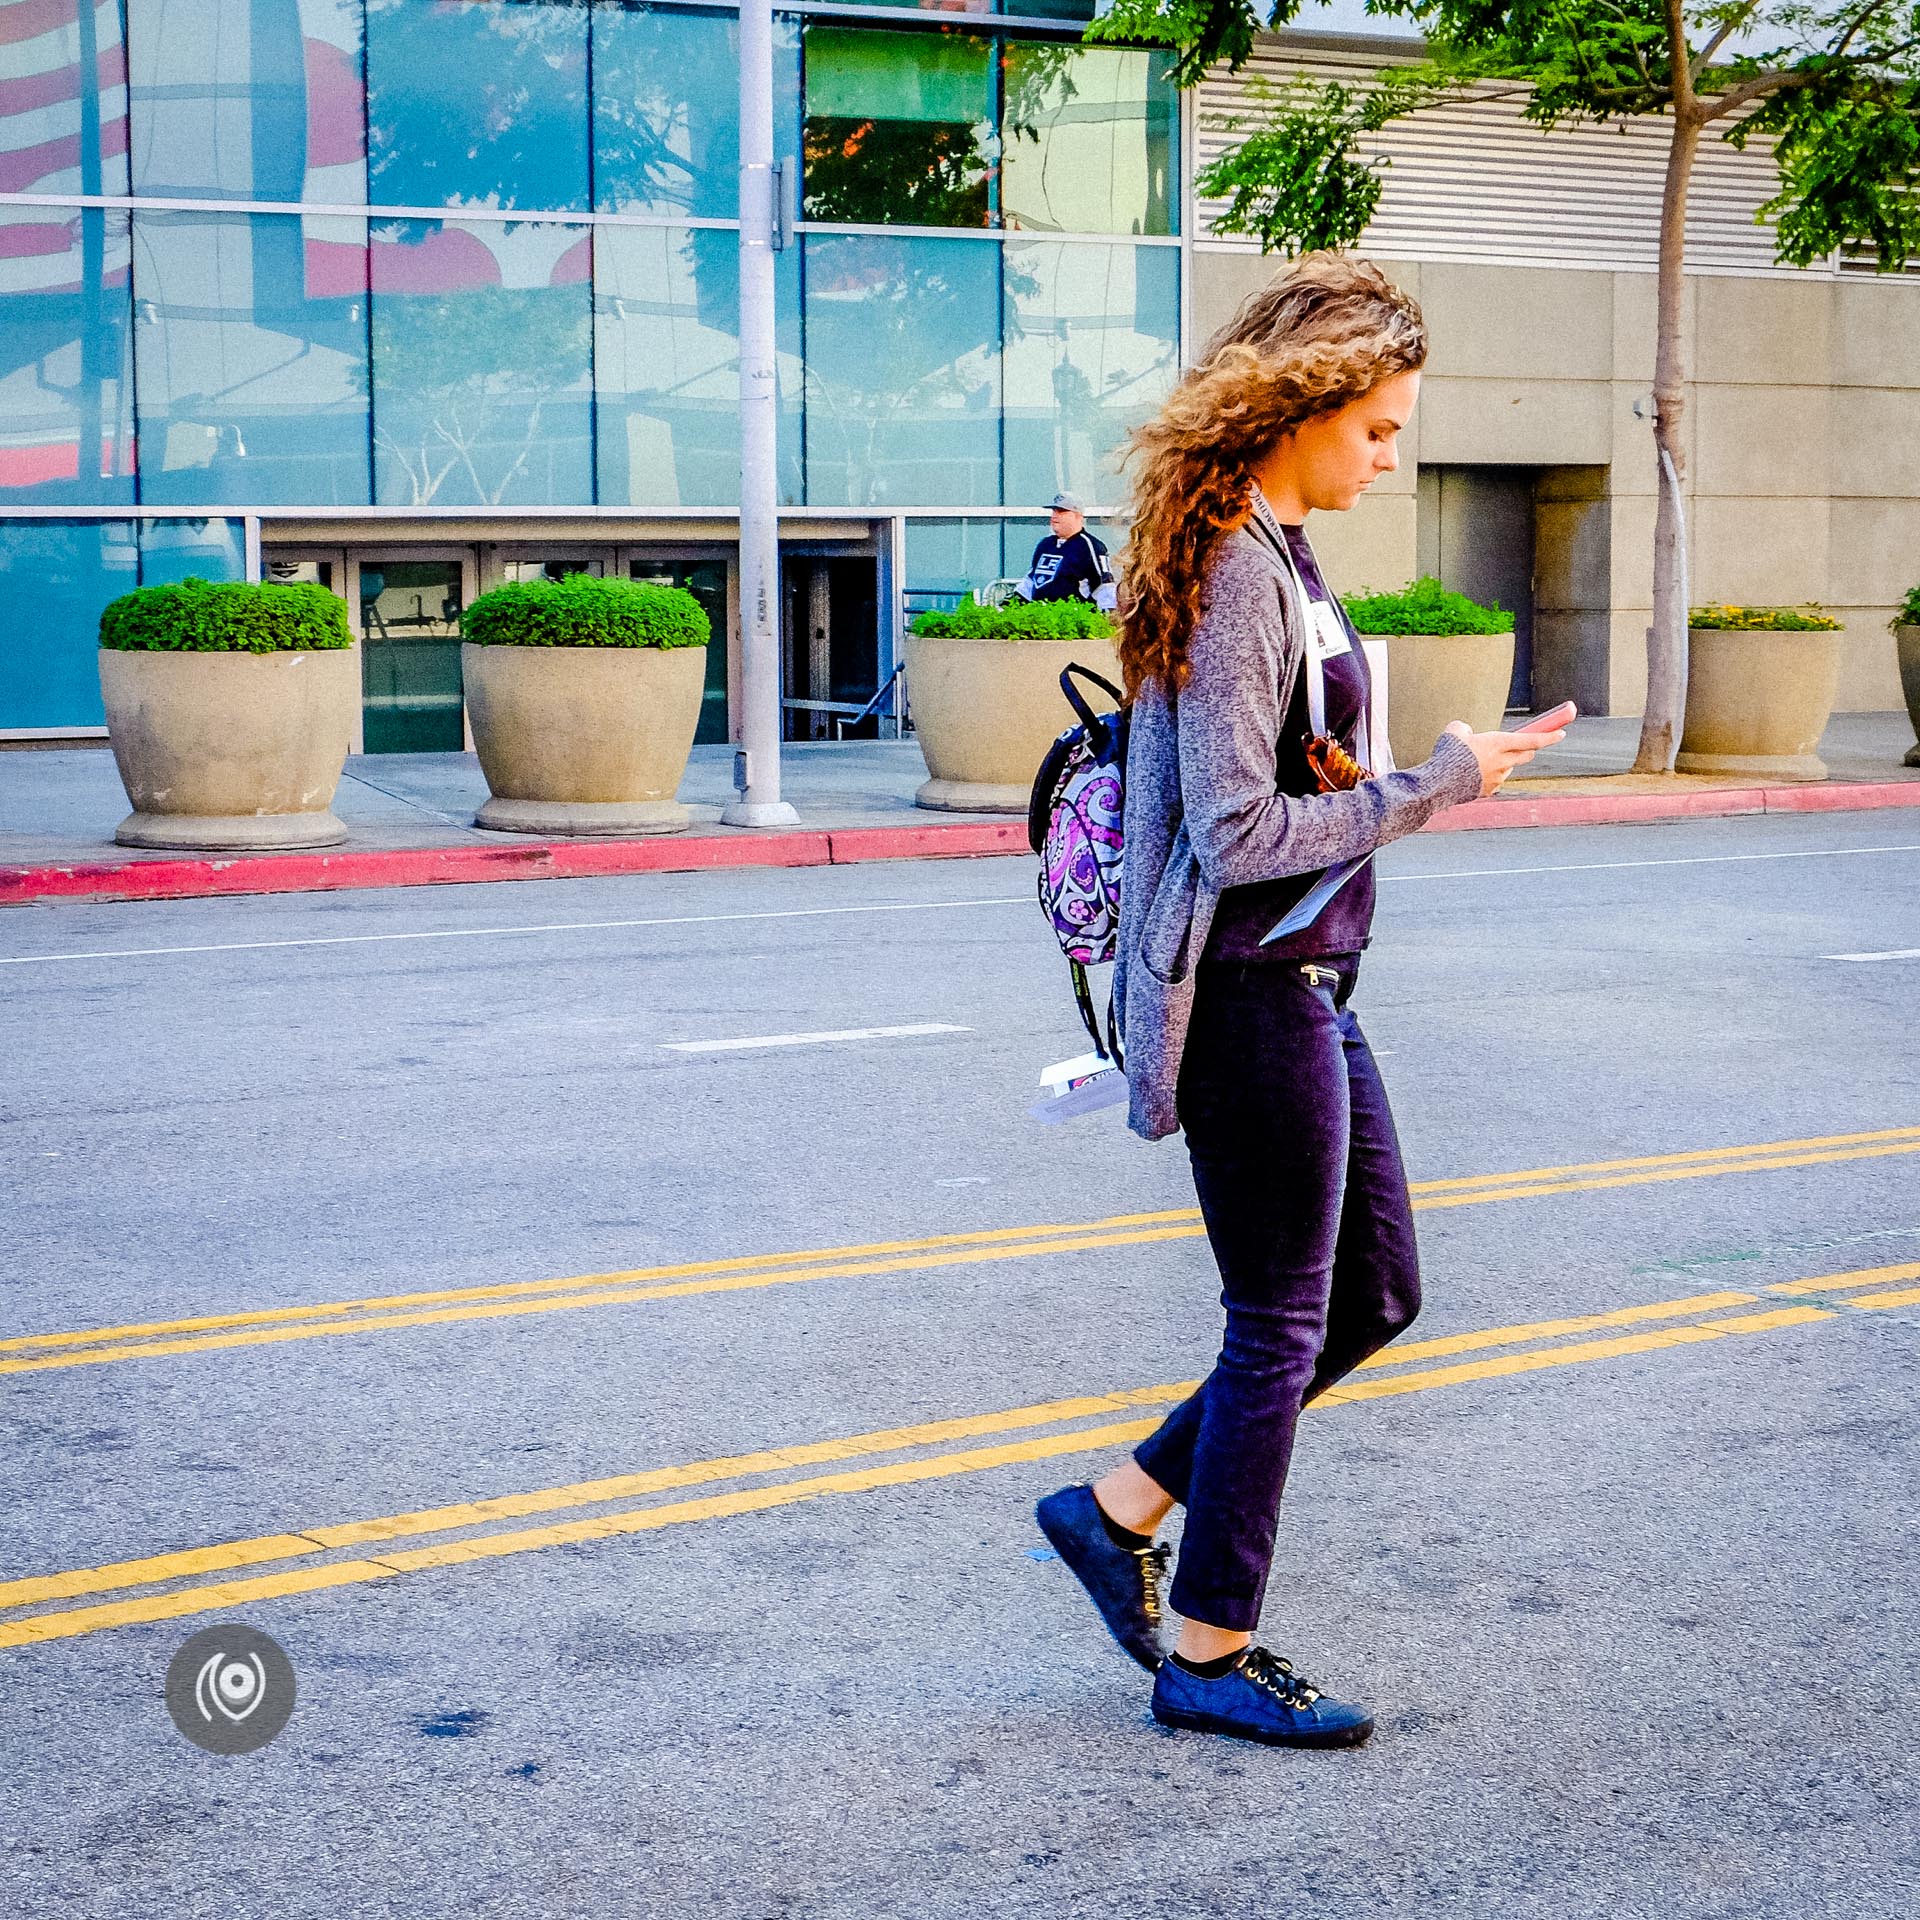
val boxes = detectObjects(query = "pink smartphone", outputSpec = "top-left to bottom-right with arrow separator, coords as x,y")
1510,700 -> 1577,735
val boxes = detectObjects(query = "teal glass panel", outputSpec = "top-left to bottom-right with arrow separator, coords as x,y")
131,211 -> 372,507
803,27 -> 994,229
594,4 -> 752,218
126,0 -> 366,202
1001,46 -> 1176,237
0,518 -> 136,729
365,0 -> 588,212
0,0 -> 130,197
1002,240 -> 1178,507
803,233 -> 999,507
0,207 -> 134,504
595,225 -> 800,508
369,219 -> 593,506
903,517 -> 1001,600
358,557 -> 465,752
138,516 -> 247,582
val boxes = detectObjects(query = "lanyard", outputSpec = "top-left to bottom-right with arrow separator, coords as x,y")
1245,485 -> 1379,945
1245,485 -> 1376,772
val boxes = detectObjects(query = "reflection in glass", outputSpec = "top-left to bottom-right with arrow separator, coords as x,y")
138,516 -> 247,583
595,226 -> 801,508
592,5 -> 748,218
802,27 -> 994,228
365,0 -> 588,212
803,234 -> 1000,507
1003,241 -> 1178,506
1001,46 -> 1176,237
903,517 -> 1002,599
369,220 -> 592,507
0,208 -> 134,503
358,557 -> 465,753
0,519 -> 136,729
126,0 -> 365,202
1,0 -> 129,198
132,212 -> 371,507
498,556 -> 607,583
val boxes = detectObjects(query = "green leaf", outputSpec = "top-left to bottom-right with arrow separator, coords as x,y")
98,579 -> 354,654
461,575 -> 711,649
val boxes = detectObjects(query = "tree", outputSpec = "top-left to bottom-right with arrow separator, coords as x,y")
1089,0 -> 1920,771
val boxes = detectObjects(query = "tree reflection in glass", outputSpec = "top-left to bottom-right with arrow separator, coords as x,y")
802,28 -> 995,229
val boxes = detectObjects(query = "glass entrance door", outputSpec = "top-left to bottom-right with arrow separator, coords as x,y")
629,556 -> 729,744
355,554 -> 472,753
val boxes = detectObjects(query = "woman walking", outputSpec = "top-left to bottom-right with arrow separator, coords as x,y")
1036,254 -> 1562,1749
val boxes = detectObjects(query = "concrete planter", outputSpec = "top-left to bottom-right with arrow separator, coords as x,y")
1676,625 -> 1845,782
1371,629 -> 1516,771
463,641 -> 705,835
99,645 -> 357,849
907,630 -> 1122,813
1896,624 -> 1920,769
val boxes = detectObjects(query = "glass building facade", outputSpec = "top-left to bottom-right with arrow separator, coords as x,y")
0,0 -> 1181,739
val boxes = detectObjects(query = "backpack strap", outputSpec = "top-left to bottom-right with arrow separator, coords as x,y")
1058,663 -> 1125,757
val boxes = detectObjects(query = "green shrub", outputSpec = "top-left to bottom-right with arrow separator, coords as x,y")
1889,585 -> 1920,631
1687,603 -> 1842,631
98,577 -> 352,653
908,592 -> 1116,641
462,574 -> 709,649
1342,577 -> 1513,636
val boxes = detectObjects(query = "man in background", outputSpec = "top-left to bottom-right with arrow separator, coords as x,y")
1019,492 -> 1117,612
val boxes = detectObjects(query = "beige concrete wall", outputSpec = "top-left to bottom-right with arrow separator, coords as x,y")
1189,250 -> 1918,712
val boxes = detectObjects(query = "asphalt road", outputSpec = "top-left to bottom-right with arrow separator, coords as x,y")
3,809 -> 1919,1919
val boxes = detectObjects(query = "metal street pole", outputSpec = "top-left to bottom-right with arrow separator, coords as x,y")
723,0 -> 800,829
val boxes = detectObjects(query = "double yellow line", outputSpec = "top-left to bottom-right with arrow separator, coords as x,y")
6,1125 -> 1919,1379
4,1259 -> 1915,1653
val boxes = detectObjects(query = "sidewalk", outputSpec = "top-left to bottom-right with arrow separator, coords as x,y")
3,713 -> 1917,907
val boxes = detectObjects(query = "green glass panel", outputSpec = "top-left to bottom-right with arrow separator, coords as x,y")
1001,47 -> 1176,237
359,560 -> 465,753
803,27 -> 994,228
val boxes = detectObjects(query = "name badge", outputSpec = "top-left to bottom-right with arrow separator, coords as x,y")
1308,600 -> 1352,663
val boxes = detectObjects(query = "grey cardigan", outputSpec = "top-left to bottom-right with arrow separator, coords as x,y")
1112,523 -> 1484,1141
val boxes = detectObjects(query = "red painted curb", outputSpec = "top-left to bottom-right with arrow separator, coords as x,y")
2,781 -> 1916,908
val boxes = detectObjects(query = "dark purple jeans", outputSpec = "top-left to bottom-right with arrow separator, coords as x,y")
1133,953 -> 1421,1631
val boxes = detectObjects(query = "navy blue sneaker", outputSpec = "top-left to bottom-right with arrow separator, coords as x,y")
1151,1647 -> 1374,1748
1034,1483 -> 1169,1672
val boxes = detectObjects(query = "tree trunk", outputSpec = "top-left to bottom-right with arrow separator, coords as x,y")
1635,97 -> 1702,773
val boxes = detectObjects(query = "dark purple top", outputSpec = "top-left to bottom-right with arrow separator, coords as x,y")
1201,523 -> 1378,964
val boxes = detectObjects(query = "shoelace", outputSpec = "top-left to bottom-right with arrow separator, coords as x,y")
1132,1541 -> 1172,1628
1239,1647 -> 1323,1710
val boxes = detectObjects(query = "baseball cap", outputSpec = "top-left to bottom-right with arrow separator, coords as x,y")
1049,490 -> 1086,512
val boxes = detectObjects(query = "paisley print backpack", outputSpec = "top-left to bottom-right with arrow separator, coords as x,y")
1027,663 -> 1128,1066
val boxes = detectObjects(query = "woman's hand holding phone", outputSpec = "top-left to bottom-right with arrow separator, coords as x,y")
1443,701 -> 1574,798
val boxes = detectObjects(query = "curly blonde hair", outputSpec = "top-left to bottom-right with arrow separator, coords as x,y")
1114,253 -> 1426,701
